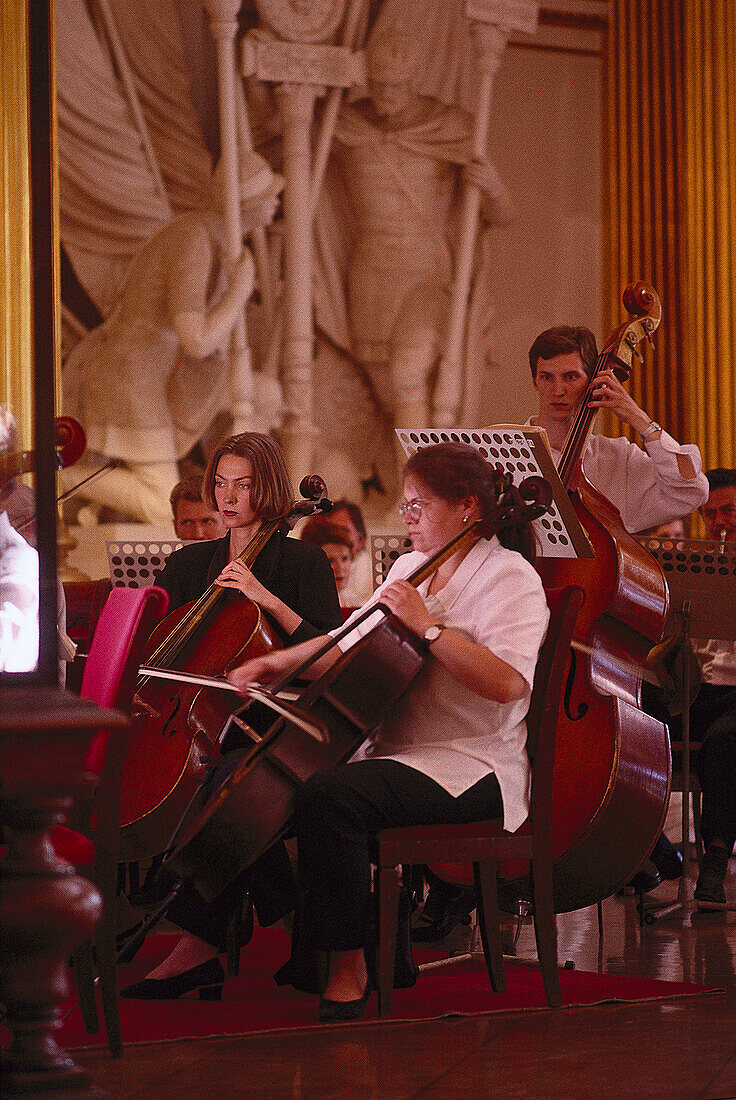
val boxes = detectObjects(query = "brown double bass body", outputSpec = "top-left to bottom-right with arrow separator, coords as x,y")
537,282 -> 672,912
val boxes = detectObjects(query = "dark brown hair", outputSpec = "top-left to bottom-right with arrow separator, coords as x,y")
203,433 -> 293,520
403,442 -> 537,565
300,517 -> 354,552
528,326 -> 598,381
169,472 -> 206,518
326,499 -> 367,540
706,468 -> 736,493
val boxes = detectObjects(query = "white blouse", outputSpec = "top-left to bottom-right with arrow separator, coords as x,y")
333,537 -> 549,832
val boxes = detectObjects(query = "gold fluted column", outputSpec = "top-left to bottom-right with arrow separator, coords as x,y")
604,0 -> 688,443
605,0 -> 736,470
1,0 -> 33,444
683,1 -> 736,471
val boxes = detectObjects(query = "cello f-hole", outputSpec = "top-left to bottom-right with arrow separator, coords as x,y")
161,696 -> 182,737
563,647 -> 588,722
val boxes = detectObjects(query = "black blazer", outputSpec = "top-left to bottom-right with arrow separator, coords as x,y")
154,528 -> 343,644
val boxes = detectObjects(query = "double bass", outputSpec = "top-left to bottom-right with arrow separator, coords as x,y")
117,476 -> 332,862
538,281 -> 672,911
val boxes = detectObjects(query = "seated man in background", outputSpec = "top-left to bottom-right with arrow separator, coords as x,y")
671,468 -> 736,908
171,473 -> 225,541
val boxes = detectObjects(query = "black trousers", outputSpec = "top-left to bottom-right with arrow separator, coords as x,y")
292,759 -> 503,955
668,682 -> 736,855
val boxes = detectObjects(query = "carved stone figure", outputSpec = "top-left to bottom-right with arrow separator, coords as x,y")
334,21 -> 514,432
62,152 -> 283,524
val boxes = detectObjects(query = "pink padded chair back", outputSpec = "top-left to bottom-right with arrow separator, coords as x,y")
81,585 -> 168,774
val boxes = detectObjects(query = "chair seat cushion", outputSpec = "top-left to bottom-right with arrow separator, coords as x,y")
49,824 -> 94,866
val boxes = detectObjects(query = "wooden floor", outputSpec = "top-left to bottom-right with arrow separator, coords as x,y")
75,810 -> 736,1099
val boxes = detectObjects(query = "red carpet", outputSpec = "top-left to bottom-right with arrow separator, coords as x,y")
50,927 -> 723,1049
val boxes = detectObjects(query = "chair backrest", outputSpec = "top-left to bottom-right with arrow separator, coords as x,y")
81,585 -> 168,773
526,585 -> 584,824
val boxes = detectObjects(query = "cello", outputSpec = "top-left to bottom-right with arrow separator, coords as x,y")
117,475 -> 332,862
537,281 -> 672,911
165,471 -> 552,905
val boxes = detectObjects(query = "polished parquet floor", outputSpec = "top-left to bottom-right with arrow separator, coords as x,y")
75,801 -> 736,1100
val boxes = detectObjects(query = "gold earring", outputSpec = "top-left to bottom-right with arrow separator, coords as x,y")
463,514 -> 469,524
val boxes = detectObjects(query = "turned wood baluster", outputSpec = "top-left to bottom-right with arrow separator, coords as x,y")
0,689 -> 126,1097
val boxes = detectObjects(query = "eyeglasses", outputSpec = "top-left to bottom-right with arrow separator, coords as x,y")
397,498 -> 434,521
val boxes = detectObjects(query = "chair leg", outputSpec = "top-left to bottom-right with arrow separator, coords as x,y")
377,865 -> 401,1016
692,786 -> 704,866
96,899 -> 123,1058
72,938 -> 99,1036
473,861 -> 506,993
530,857 -> 561,1008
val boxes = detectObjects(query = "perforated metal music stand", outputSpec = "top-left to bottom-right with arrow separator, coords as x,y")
637,536 -> 736,917
395,424 -> 592,557
106,539 -> 185,587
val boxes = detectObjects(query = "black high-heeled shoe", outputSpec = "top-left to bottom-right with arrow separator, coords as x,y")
119,957 -> 225,1000
318,981 -> 371,1023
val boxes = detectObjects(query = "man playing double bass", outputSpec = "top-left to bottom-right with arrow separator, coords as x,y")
528,325 -> 709,892
527,325 -> 709,533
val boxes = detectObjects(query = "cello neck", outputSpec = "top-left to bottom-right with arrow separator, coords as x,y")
145,519 -> 280,672
405,520 -> 486,589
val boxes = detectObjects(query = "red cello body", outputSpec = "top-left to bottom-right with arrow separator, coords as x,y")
118,593 -> 279,862
537,282 -> 672,911
118,477 -> 332,862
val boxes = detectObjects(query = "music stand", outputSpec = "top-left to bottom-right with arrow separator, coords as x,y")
637,535 -> 736,918
395,425 -> 592,559
106,538 -> 184,587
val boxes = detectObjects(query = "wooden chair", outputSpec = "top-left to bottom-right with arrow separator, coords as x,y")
51,584 -> 168,1057
374,585 -> 584,1016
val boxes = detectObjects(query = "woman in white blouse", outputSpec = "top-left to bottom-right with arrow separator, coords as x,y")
229,442 -> 549,1021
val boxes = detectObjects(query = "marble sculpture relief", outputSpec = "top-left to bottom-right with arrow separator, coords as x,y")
58,0 -> 537,525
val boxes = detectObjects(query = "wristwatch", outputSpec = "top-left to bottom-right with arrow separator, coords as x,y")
423,623 -> 445,646
640,420 -> 662,442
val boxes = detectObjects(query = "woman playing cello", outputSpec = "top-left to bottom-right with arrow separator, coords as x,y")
228,442 -> 550,1021
155,431 -> 341,642
120,431 -> 341,999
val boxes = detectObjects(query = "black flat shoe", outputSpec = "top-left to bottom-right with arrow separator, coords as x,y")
119,957 -> 225,1000
318,983 -> 371,1023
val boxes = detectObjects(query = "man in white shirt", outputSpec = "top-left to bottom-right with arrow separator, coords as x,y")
527,326 -> 709,532
528,327 -> 709,894
671,468 -> 736,908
